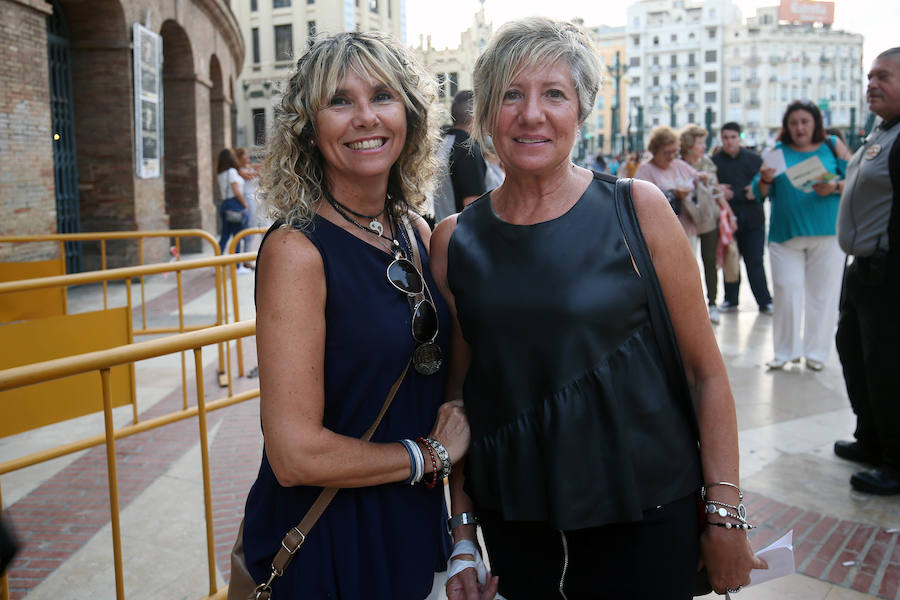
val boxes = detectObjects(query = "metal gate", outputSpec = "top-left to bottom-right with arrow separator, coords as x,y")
46,0 -> 82,273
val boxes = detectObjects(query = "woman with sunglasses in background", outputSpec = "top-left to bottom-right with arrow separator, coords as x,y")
430,18 -> 763,599
753,100 -> 851,371
234,32 -> 478,600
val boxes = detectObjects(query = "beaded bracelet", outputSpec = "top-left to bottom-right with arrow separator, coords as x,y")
709,521 -> 756,530
416,437 -> 439,489
706,507 -> 746,523
705,501 -> 747,521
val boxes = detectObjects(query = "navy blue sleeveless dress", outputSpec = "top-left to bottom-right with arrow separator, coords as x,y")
242,215 -> 452,599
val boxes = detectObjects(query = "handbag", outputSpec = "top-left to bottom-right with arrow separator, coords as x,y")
613,179 -> 711,596
228,216 -> 427,599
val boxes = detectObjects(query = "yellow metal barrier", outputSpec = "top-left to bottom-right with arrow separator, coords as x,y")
0,252 -> 257,403
0,257 -> 67,322
0,320 -> 258,600
226,227 -> 267,377
0,230 -> 220,332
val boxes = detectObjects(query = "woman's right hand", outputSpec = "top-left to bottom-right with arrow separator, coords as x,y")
429,399 -> 470,466
759,166 -> 776,183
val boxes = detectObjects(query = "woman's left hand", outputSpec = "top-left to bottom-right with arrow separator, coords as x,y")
699,527 -> 768,595
812,180 -> 839,197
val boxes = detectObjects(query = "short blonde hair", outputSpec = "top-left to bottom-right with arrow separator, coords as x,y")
471,17 -> 601,149
679,124 -> 708,158
261,31 -> 440,230
647,125 -> 678,156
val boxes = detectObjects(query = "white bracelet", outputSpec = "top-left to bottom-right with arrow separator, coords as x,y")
400,439 -> 424,485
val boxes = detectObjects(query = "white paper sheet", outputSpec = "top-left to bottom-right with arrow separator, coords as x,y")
748,530 -> 795,587
761,148 -> 787,175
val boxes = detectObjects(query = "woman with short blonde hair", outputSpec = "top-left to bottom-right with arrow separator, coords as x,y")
679,124 -> 736,323
432,17 -> 762,600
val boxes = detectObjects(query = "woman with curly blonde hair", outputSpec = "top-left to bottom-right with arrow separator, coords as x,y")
234,31 -> 471,599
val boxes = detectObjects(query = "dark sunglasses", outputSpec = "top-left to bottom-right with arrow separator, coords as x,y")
386,255 -> 438,344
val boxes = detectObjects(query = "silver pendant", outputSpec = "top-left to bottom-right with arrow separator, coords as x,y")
368,219 -> 384,236
413,342 -> 442,375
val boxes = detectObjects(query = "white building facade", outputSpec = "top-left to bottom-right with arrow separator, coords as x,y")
625,0 -> 742,147
411,4 -> 493,126
231,0 -> 405,152
722,7 -> 864,148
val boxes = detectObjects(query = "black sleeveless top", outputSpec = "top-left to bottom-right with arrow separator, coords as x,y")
447,173 -> 701,530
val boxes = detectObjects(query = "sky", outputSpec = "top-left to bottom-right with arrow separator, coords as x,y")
405,0 -> 897,69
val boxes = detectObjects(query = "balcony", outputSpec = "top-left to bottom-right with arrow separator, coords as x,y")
649,85 -> 663,93
650,64 -> 663,73
746,76 -> 760,86
768,56 -> 779,65
684,81 -> 700,91
684,101 -> 699,110
748,99 -> 761,108
649,103 -> 664,112
746,55 -> 761,66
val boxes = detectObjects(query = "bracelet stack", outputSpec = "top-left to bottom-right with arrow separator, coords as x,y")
702,481 -> 756,531
402,437 -> 452,489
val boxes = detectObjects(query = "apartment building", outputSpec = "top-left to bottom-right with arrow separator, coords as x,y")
722,6 -> 864,147
625,0 -> 742,147
231,0 -> 405,151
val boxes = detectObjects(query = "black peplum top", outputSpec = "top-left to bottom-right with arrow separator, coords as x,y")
447,172 -> 702,530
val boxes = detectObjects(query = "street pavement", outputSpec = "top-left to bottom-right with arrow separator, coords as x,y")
1,247 -> 899,600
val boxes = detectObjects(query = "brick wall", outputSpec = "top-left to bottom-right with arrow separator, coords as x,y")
0,0 -> 243,267
0,0 -> 57,262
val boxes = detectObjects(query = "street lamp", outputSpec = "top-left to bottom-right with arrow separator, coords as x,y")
608,51 -> 621,157
666,82 -> 679,128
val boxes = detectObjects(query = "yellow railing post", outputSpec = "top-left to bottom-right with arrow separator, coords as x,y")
226,228 -> 265,378
193,347 -> 219,596
100,368 -> 126,599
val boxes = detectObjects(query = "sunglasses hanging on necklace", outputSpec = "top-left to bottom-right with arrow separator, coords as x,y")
323,188 -> 388,237
323,190 -> 442,375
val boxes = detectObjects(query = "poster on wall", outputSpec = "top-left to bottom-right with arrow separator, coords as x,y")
133,24 -> 163,178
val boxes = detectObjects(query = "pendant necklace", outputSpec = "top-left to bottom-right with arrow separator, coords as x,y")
324,189 -> 403,258
323,188 -> 388,237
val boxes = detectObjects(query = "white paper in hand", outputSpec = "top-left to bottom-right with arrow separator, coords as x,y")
761,149 -> 787,175
749,530 -> 795,587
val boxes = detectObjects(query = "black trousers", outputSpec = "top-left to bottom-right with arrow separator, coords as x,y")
478,493 -> 700,599
835,255 -> 900,468
724,204 -> 772,308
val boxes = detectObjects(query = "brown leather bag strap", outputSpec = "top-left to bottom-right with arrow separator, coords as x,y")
253,359 -> 411,597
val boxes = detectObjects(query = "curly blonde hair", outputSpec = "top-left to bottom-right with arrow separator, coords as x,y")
260,31 -> 441,230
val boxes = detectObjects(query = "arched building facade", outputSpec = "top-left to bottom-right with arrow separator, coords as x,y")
1,0 -> 243,267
